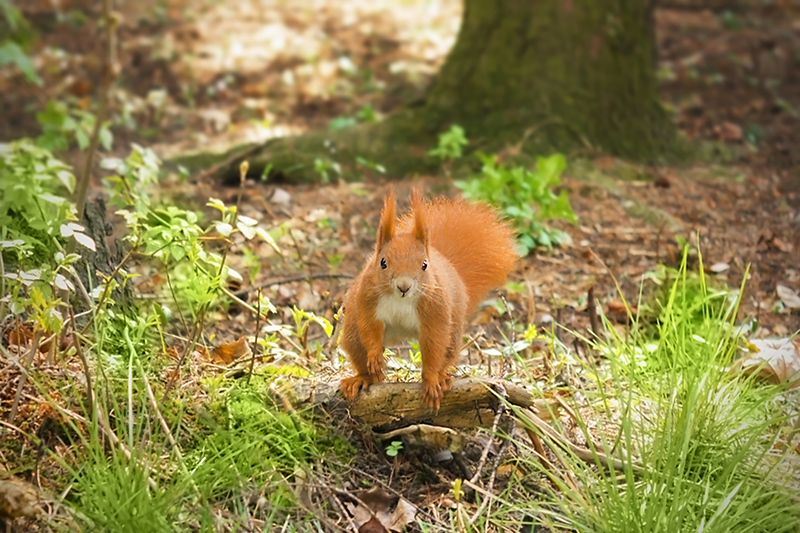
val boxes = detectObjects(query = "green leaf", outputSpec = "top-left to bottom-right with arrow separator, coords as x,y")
56,170 -> 76,193
255,227 -> 280,253
0,41 -> 41,85
99,127 -> 114,151
215,222 -> 233,237
207,198 -> 226,212
237,220 -> 256,240
537,153 -> 566,181
328,116 -> 358,131
75,129 -> 89,150
73,232 -> 96,251
169,243 -> 187,262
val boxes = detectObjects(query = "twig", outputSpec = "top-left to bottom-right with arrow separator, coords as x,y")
588,248 -> 635,324
289,229 -> 311,278
522,425 -> 553,471
7,331 -> 40,425
329,494 -> 358,532
327,462 -> 440,525
248,288 -> 262,384
269,381 -> 295,413
140,363 -> 192,485
587,285 -> 599,339
69,306 -> 94,421
68,0 -> 118,256
498,292 -> 514,377
516,407 -> 641,473
221,285 -> 303,353
327,486 -> 385,528
468,416 -> 516,526
460,479 -> 516,508
166,269 -> 190,336
1,345 -> 156,489
69,265 -> 93,310
469,384 -> 508,485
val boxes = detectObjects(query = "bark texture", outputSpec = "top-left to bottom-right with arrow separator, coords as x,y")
185,0 -> 672,181
425,0 -> 669,157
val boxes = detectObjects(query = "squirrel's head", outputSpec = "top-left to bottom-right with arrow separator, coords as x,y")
373,188 -> 430,299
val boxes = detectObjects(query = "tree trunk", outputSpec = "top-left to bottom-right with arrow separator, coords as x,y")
185,0 -> 672,181
425,0 -> 669,158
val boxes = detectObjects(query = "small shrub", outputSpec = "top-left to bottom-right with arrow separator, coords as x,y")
456,152 -> 576,253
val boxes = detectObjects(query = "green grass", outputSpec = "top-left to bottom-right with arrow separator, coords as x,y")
448,254 -> 800,532
6,328 -> 351,532
67,374 -> 351,531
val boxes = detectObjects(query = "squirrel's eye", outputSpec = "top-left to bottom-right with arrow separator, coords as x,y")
380,258 -> 387,269
422,260 -> 428,271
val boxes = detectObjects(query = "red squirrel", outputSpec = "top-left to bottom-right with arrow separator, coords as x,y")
339,188 -> 517,410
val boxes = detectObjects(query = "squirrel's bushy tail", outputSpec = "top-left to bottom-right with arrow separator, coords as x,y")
397,194 -> 517,314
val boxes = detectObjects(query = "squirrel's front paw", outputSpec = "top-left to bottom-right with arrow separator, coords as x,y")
366,356 -> 385,382
340,375 -> 374,400
421,376 -> 451,411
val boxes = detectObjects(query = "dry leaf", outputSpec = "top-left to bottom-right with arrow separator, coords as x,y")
165,345 -> 180,359
606,300 -> 636,322
732,338 -> 800,389
496,463 -> 516,478
654,174 -> 672,188
776,285 -> 800,310
709,262 -> 730,273
210,337 -> 251,364
716,121 -> 742,142
271,188 -> 292,205
4,323 -> 34,349
771,237 -> 793,253
345,487 -> 417,533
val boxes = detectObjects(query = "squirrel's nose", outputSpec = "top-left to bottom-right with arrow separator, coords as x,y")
396,279 -> 412,296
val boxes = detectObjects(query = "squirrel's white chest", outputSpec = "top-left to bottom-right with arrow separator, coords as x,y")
375,294 -> 421,344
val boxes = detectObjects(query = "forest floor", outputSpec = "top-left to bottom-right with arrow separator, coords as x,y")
2,0 -> 800,530
3,0 -> 798,338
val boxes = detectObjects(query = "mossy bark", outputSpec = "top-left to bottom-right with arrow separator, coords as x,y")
182,0 -> 672,181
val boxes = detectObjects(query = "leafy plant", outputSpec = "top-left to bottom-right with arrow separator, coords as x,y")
428,124 -> 468,166
36,100 -> 114,153
102,143 -> 161,215
328,104 -> 379,131
313,157 -> 341,183
385,440 -> 403,457
456,152 -> 576,253
0,0 -> 40,84
0,141 -> 100,335
355,156 -> 386,175
0,140 -> 77,254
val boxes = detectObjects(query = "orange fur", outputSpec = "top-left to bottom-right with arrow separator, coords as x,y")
339,188 -> 517,410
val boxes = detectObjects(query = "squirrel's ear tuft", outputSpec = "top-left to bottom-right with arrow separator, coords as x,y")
377,187 -> 396,252
410,188 -> 428,248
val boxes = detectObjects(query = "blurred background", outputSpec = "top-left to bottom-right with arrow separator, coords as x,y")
3,0 -> 800,172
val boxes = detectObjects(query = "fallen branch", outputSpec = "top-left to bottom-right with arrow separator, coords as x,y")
287,377 -> 556,431
516,407 -> 643,474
